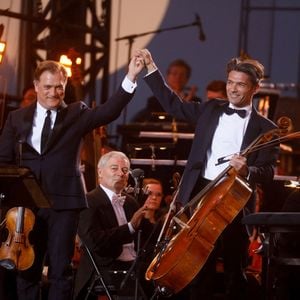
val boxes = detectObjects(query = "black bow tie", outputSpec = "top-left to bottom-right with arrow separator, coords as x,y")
224,106 -> 247,118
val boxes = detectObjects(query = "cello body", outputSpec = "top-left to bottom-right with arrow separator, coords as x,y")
146,172 -> 252,294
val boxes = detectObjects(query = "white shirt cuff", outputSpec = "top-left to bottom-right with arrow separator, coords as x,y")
128,222 -> 135,234
122,76 -> 137,94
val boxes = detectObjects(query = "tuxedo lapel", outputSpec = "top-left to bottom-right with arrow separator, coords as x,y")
19,103 -> 36,141
95,187 -> 120,227
201,103 -> 225,151
241,107 -> 262,151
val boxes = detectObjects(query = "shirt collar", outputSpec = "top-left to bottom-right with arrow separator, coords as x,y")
228,103 -> 252,113
100,184 -> 122,202
36,102 -> 57,114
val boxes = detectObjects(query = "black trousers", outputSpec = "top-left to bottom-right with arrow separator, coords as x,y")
16,208 -> 80,300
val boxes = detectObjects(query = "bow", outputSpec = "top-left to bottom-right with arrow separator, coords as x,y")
224,106 -> 247,118
112,194 -> 126,206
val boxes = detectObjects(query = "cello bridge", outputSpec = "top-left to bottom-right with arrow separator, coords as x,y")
172,216 -> 190,229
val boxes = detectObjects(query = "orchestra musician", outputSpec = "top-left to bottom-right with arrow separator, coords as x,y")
73,151 -> 148,300
134,49 -> 279,299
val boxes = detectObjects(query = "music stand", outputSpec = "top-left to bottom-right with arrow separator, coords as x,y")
0,166 -> 50,270
0,166 -> 50,209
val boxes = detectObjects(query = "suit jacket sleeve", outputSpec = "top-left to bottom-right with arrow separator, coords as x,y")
144,69 -> 204,124
77,187 -> 137,259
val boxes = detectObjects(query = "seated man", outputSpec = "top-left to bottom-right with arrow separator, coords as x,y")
73,151 -> 148,300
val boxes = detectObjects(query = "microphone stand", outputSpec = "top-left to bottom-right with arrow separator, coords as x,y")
120,229 -> 147,300
120,177 -> 153,300
120,221 -> 163,300
115,17 -> 202,124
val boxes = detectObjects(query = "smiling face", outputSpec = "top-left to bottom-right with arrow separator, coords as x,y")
34,70 -> 67,110
226,70 -> 259,108
98,155 -> 130,194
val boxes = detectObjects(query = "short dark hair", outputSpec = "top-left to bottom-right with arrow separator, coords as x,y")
226,57 -> 264,85
167,59 -> 192,79
34,60 -> 68,82
206,80 -> 226,92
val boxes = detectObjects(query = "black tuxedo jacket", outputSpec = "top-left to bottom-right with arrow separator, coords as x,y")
0,85 -> 133,209
73,186 -> 139,298
144,70 -> 279,210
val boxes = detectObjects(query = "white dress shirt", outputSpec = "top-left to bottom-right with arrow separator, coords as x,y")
202,104 -> 252,180
101,185 -> 136,262
27,102 -> 57,154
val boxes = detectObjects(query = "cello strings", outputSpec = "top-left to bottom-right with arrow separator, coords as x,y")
215,131 -> 300,166
178,131 -> 300,215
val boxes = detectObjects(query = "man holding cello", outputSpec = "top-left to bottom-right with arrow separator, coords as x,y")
134,49 -> 279,299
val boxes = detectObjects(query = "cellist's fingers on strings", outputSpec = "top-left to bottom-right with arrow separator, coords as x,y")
229,154 -> 249,178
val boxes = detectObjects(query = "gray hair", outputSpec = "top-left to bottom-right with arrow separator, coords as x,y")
97,151 -> 130,169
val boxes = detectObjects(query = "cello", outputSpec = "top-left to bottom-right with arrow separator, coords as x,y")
145,117 -> 299,295
0,206 -> 35,270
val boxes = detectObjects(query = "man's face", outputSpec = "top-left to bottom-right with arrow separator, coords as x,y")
34,70 -> 67,110
226,70 -> 259,108
98,156 -> 130,193
144,183 -> 163,211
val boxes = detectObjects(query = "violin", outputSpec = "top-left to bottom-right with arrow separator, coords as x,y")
0,206 -> 35,270
145,117 -> 300,295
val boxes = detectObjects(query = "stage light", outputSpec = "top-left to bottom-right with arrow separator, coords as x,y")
0,41 -> 6,64
0,24 -> 6,64
59,50 -> 82,77
59,54 -> 72,77
284,180 -> 300,189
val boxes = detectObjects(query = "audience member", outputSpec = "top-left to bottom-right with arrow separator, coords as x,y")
135,49 -> 279,299
0,55 -> 144,300
73,151 -> 148,300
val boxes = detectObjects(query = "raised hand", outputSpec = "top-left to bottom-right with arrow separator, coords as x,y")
127,54 -> 145,82
134,49 -> 157,73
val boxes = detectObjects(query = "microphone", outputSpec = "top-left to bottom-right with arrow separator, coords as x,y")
130,168 -> 145,180
195,13 -> 206,41
130,169 -> 145,200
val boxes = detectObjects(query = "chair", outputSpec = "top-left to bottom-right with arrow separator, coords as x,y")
82,244 -> 146,300
83,244 -> 115,300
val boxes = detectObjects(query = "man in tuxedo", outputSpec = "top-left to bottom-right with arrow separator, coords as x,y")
0,56 -> 144,300
73,151 -> 148,299
134,49 -> 279,299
